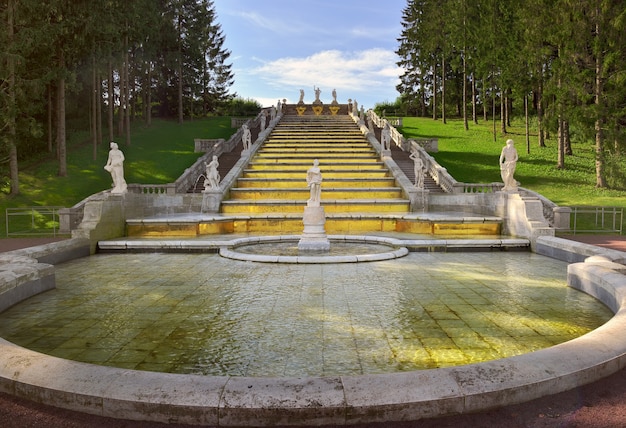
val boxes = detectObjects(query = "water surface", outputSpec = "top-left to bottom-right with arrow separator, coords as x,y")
0,252 -> 612,376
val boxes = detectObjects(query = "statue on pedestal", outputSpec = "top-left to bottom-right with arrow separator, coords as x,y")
499,139 -> 519,191
409,148 -> 426,189
104,142 -> 127,194
241,124 -> 251,151
204,155 -> 220,191
313,86 -> 321,103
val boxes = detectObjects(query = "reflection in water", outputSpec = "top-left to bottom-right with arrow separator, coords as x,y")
0,252 -> 612,377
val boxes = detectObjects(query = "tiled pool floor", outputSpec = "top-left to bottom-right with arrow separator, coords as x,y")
0,252 -> 612,376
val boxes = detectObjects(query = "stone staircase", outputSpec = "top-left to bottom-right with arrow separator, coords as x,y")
220,115 -> 411,218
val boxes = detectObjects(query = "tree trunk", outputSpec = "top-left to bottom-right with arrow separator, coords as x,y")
146,61 -> 152,126
108,60 -> 114,142
483,78 -> 488,121
118,60 -> 125,137
492,78 -> 496,142
463,54 -> 468,130
420,70 -> 426,117
124,34 -> 131,146
524,95 -> 530,154
564,120 -> 572,155
557,117 -> 565,169
7,0 -> 19,195
47,85 -> 53,153
97,72 -> 102,147
537,79 -> 546,147
57,74 -> 67,176
432,62 -> 437,120
471,73 -> 477,124
91,55 -> 98,160
500,91 -> 506,134
441,55 -> 446,124
594,6 -> 607,188
178,14 -> 184,124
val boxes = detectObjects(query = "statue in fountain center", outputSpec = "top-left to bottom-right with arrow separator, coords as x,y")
306,159 -> 322,207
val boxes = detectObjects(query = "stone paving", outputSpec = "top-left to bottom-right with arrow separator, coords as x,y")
0,251 -> 611,377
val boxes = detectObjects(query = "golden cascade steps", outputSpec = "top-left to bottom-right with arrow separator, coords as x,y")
220,114 -> 412,218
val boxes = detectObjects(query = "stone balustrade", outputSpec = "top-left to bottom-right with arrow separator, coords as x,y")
127,184 -> 176,195
194,138 -> 224,153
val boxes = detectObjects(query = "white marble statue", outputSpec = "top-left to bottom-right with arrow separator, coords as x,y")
276,99 -> 282,113
499,139 -> 519,191
306,159 -> 322,207
270,105 -> 277,122
409,148 -> 426,189
381,123 -> 392,151
204,155 -> 220,191
104,142 -> 127,194
259,110 -> 267,132
298,89 -> 305,103
241,124 -> 251,151
332,89 -> 337,103
314,86 -> 321,102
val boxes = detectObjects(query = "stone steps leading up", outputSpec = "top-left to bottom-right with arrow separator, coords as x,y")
221,114 -> 412,218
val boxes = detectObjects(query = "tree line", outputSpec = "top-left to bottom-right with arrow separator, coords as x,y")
1,0 -> 235,195
396,0 -> 626,188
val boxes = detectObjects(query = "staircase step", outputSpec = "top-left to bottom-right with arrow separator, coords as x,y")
241,169 -> 391,179
247,162 -> 386,171
229,188 -> 405,200
236,178 -> 397,188
220,199 -> 411,214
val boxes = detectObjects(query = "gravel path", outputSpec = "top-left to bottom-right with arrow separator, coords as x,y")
1,235 -> 625,427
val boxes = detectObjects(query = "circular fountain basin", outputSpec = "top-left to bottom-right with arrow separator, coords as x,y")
220,235 -> 408,263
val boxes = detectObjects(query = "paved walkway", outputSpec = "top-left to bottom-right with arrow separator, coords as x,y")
1,235 -> 626,427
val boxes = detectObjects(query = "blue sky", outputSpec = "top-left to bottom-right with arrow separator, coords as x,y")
213,0 -> 407,109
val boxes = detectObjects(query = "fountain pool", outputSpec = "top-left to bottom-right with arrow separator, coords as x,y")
0,251 -> 612,377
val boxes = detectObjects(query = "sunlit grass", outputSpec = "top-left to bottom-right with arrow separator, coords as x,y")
400,117 -> 626,209
1,117 -> 234,235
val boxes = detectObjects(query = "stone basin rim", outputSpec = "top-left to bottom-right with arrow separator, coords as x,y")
220,234 -> 409,263
1,236 -> 626,426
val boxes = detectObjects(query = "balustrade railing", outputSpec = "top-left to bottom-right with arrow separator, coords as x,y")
453,183 -> 503,194
127,184 -> 176,195
194,138 -> 225,153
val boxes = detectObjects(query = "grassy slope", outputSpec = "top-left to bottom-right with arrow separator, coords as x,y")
1,117 -> 234,234
401,117 -> 626,208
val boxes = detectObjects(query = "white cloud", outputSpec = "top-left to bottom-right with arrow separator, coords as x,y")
249,49 -> 402,104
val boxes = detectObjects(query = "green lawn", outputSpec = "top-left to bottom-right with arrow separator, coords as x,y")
1,117 -> 235,235
400,117 -> 626,209
2,115 -> 624,237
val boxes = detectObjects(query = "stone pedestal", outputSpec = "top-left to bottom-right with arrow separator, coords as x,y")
381,149 -> 392,158
296,102 -> 307,116
408,189 -> 429,212
298,206 -> 330,252
312,103 -> 323,116
201,190 -> 222,213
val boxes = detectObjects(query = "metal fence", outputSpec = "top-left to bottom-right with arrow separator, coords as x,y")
5,206 -> 64,237
571,206 -> 623,235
